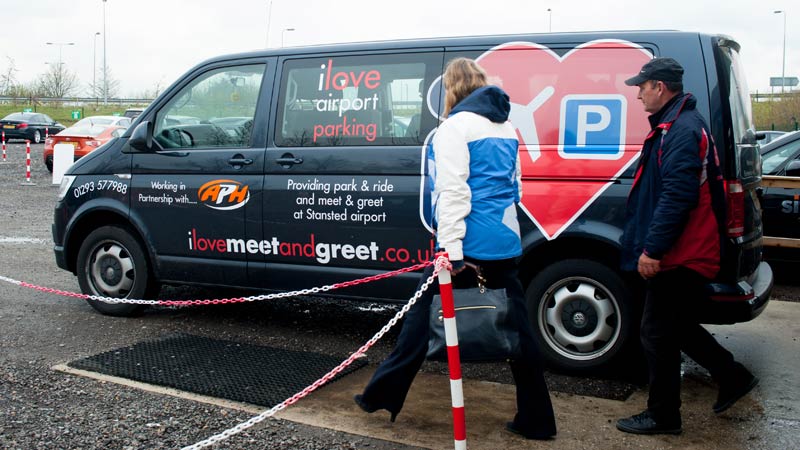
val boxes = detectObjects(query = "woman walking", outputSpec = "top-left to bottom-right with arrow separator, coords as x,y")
353,57 -> 557,440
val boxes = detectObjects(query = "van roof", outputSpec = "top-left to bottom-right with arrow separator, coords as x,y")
198,30 -> 731,65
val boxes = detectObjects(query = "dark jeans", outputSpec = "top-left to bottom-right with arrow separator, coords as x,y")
359,258 -> 556,436
641,266 -> 737,423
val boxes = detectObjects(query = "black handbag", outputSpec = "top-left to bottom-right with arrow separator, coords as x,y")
426,264 -> 521,362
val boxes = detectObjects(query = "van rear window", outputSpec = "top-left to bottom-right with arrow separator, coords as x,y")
719,45 -> 754,146
276,53 -> 441,147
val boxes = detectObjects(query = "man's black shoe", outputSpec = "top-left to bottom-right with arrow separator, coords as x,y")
505,422 -> 555,440
616,411 -> 682,435
714,371 -> 759,414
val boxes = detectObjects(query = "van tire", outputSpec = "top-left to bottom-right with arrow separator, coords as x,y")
77,225 -> 157,316
525,259 -> 634,373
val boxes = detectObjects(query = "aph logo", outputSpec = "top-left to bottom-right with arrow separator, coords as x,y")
198,179 -> 250,211
475,40 -> 653,240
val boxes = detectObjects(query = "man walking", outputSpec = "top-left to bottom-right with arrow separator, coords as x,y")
616,57 -> 759,435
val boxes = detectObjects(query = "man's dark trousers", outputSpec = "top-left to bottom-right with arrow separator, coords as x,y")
641,266 -> 736,423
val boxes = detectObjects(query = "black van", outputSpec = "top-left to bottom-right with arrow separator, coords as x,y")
52,31 -> 772,371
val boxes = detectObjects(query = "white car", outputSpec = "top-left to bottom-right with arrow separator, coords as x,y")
68,115 -> 132,130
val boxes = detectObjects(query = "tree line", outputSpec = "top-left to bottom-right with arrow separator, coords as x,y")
0,56 -> 163,101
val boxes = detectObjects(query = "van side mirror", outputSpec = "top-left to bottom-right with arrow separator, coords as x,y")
785,160 -> 800,177
129,121 -> 153,151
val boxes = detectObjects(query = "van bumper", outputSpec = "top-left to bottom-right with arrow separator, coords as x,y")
54,244 -> 68,271
52,222 -> 70,272
702,261 -> 773,324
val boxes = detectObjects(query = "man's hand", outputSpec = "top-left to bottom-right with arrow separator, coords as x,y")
637,253 -> 661,279
450,260 -> 466,275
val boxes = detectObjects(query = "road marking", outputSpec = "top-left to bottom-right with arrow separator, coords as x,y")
0,236 -> 48,244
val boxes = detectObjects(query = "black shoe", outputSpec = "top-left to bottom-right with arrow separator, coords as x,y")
616,411 -> 682,435
713,371 -> 759,414
353,394 -> 398,422
505,421 -> 555,440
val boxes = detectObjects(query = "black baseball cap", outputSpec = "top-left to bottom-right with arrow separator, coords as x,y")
625,57 -> 684,86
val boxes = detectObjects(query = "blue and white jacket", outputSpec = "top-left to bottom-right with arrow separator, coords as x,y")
429,85 -> 522,261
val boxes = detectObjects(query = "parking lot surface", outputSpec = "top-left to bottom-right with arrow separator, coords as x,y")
1,141 -> 798,449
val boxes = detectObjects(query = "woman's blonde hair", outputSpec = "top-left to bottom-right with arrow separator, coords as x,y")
442,57 -> 488,118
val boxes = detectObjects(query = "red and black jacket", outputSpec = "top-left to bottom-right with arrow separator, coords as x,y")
620,93 -> 726,279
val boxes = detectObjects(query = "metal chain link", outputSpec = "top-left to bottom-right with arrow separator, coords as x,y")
181,256 -> 449,450
0,275 -> 22,286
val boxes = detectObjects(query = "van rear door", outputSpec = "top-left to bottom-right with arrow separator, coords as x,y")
712,38 -> 764,285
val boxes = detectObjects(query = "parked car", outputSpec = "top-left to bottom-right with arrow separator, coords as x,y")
757,130 -> 787,147
123,108 -> 145,119
760,130 -> 800,264
72,115 -> 131,129
0,112 -> 65,143
43,118 -> 129,172
164,115 -> 202,125
209,116 -> 253,142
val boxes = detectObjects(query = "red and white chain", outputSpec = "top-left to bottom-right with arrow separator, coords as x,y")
181,256 -> 449,450
0,261 -> 431,307
1,257 -> 450,449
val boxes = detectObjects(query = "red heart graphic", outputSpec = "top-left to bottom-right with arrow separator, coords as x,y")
476,41 -> 653,239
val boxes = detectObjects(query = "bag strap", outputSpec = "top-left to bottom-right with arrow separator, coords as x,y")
463,261 -> 487,293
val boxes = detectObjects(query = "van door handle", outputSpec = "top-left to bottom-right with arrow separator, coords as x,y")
275,155 -> 303,166
228,157 -> 253,166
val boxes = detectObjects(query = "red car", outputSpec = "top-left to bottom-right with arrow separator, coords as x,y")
43,117 -> 129,172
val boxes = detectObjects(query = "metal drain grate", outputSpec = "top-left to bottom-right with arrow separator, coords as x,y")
68,334 -> 368,407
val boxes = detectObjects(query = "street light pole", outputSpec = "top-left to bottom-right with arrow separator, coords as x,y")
45,41 -> 75,67
547,8 -> 552,33
103,0 -> 108,105
774,10 -> 787,94
281,27 -> 294,47
266,0 -> 273,47
93,32 -> 100,101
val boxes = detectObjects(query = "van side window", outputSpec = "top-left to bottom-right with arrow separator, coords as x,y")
153,64 -> 265,150
276,53 -> 441,147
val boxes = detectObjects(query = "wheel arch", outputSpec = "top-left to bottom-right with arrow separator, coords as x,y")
518,232 -> 623,287
64,207 -> 155,279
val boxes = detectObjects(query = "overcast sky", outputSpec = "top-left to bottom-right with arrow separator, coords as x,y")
1,0 -> 796,98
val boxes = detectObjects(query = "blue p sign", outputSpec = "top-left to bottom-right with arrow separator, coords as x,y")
559,95 -> 626,160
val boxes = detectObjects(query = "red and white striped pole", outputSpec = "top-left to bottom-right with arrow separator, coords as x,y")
21,140 -> 35,185
45,127 -> 49,140
435,252 -> 467,450
1,131 -> 6,162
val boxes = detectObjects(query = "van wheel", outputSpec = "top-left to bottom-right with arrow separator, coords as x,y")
525,259 -> 634,372
76,225 -> 158,316
45,155 -> 53,173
